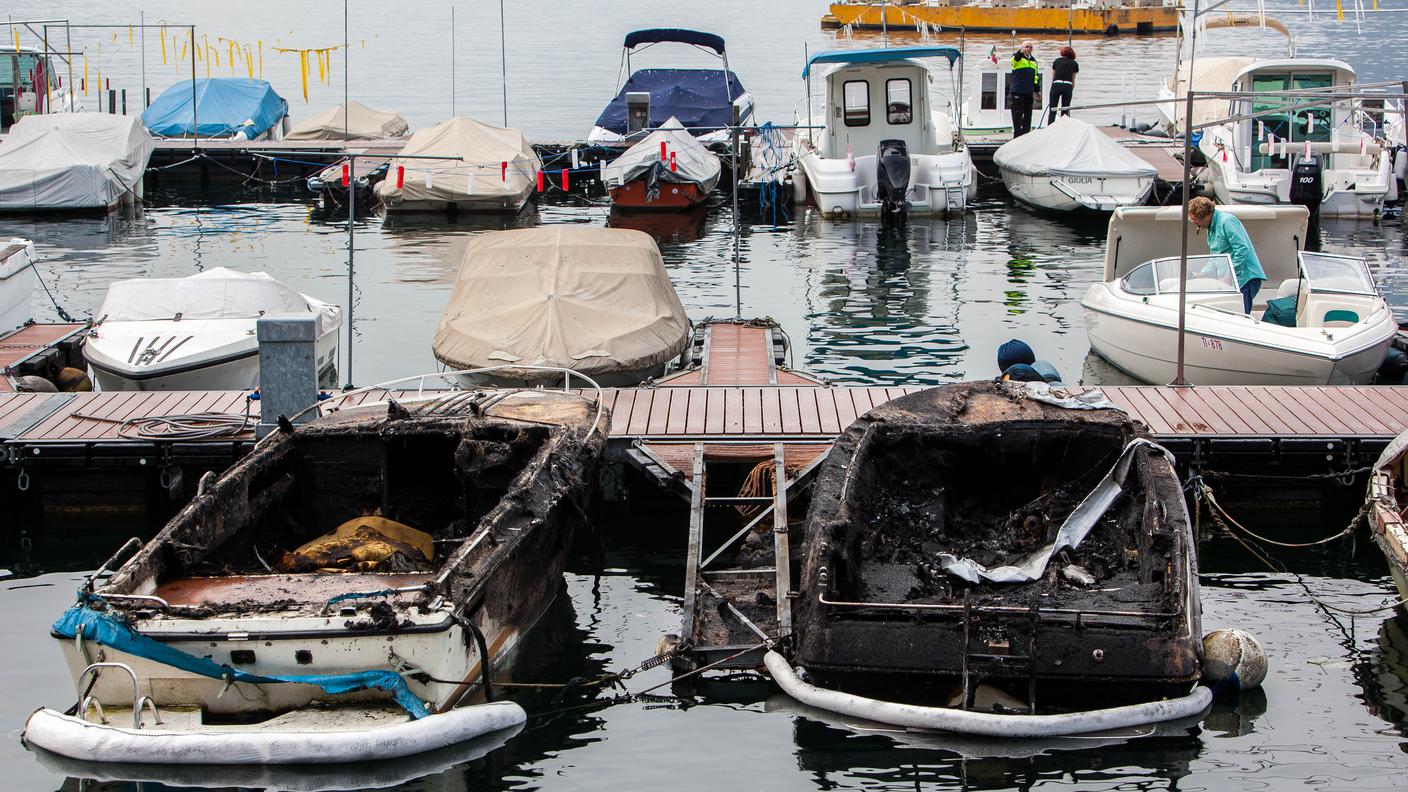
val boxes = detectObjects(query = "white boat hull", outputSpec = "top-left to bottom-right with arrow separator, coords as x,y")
1082,291 -> 1395,386
1000,169 -> 1154,213
86,326 -> 339,391
0,238 -> 37,333
797,150 -> 976,217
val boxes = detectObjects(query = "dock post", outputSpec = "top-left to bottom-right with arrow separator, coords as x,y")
255,315 -> 319,439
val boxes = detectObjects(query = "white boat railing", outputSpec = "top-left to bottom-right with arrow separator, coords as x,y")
297,365 -> 607,440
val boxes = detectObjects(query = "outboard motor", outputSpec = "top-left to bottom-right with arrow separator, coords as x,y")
1290,154 -> 1324,218
876,139 -> 911,221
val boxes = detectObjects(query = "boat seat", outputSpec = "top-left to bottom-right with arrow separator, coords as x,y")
153,573 -> 434,607
1322,309 -> 1360,327
1275,279 -> 1301,299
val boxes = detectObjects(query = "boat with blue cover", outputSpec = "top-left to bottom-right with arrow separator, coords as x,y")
589,28 -> 753,145
142,78 -> 289,140
22,381 -> 605,764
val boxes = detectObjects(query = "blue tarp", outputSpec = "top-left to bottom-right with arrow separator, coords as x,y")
594,69 -> 746,137
141,78 -> 289,139
53,604 -> 431,719
803,46 -> 962,78
623,29 -> 726,55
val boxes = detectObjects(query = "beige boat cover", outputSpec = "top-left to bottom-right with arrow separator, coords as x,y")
601,117 -> 721,189
1167,56 -> 1258,132
373,116 -> 541,206
285,101 -> 409,140
432,227 -> 690,381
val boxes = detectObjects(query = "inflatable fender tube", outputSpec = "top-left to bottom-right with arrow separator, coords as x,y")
22,701 -> 527,765
764,651 -> 1211,738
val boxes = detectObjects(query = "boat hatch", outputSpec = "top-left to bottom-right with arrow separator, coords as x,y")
1121,255 -> 1239,296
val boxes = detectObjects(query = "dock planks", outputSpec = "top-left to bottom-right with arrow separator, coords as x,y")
0,323 -> 87,392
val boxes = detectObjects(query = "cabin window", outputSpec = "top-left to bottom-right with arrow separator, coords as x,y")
842,80 -> 870,127
1250,72 -> 1332,170
886,79 -> 913,124
980,72 -> 999,110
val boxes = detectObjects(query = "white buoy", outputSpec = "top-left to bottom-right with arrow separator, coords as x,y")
1202,629 -> 1268,690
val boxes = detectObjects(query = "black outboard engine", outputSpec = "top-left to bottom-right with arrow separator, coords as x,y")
875,139 -> 911,220
1290,154 -> 1324,218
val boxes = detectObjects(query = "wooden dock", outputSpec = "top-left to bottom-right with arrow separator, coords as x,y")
0,323 -> 87,392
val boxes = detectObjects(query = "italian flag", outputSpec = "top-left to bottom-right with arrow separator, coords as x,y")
988,45 -> 998,64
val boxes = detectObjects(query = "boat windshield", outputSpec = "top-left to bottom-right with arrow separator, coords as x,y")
1298,252 -> 1377,296
1120,255 -> 1238,296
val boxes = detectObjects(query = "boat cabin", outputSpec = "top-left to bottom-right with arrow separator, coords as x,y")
803,47 -> 963,160
1,47 -> 61,132
962,58 -> 1044,141
1226,59 -> 1362,173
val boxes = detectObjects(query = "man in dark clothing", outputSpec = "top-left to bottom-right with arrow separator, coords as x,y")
1008,42 -> 1039,137
1048,45 -> 1078,123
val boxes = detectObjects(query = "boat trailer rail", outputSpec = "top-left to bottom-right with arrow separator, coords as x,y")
301,365 -> 607,439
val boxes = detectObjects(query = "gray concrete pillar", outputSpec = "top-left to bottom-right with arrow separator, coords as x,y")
256,315 -> 318,439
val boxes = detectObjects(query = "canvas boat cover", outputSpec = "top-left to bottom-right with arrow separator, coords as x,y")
97,267 -> 336,333
602,117 -> 721,189
373,116 -> 541,204
0,114 -> 154,210
994,116 -> 1157,179
142,78 -> 288,138
594,69 -> 746,137
286,100 -> 409,140
1168,56 -> 1258,131
432,227 -> 690,379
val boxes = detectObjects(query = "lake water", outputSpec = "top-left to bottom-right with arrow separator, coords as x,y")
3,1 -> 1408,789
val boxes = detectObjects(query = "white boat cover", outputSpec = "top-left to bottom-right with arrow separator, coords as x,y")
285,100 -> 410,140
601,117 -> 721,188
432,227 -> 690,380
373,116 -> 541,205
0,114 -> 154,210
96,267 -> 336,334
1168,56 -> 1258,131
994,116 -> 1157,179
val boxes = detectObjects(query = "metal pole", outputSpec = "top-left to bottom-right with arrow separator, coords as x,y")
139,10 -> 145,107
804,43 -> 813,147
345,0 -> 354,388
733,122 -> 741,320
881,0 -> 888,47
450,6 -> 456,117
1173,0 -> 1201,387
65,22 -> 73,109
499,0 -> 507,126
190,25 -> 198,153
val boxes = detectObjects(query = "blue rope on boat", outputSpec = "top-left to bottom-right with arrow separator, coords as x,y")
53,600 -> 431,719
326,589 -> 400,605
752,122 -> 790,228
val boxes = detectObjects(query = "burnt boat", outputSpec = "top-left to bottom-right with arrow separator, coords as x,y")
791,382 -> 1202,715
23,384 -> 605,764
1367,431 -> 1408,605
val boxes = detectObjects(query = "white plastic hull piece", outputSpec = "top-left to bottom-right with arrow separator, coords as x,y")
764,651 -> 1213,738
797,150 -> 977,217
1000,170 -> 1154,212
86,326 -> 339,392
1081,293 -> 1396,386
22,701 -> 526,765
0,238 -> 37,333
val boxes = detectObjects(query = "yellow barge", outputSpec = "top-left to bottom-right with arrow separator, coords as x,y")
822,2 -> 1180,36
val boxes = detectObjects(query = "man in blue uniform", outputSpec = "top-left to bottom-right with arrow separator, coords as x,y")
1009,42 -> 1040,137
1188,196 -> 1267,313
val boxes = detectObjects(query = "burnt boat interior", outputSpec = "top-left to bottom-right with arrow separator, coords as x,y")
833,420 -> 1181,614
105,416 -> 558,611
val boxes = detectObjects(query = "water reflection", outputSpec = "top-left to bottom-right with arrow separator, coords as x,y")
608,205 -> 712,245
1358,612 -> 1408,741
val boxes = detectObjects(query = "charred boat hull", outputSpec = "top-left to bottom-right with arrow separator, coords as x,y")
794,382 -> 1201,705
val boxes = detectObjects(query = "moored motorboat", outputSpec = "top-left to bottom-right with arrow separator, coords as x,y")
432,227 -> 691,387
994,116 -> 1156,212
142,78 -> 289,140
588,28 -> 752,145
1198,59 -> 1395,218
374,116 -> 541,214
1081,205 -> 1396,385
1155,14 -> 1294,137
0,115 -> 154,212
787,382 -> 1204,728
285,100 -> 409,141
22,381 -> 606,764
1367,432 -> 1408,605
792,46 -> 976,219
959,54 -> 1047,148
602,117 -> 721,210
83,268 -> 341,391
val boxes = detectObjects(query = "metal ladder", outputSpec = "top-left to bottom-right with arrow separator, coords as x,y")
958,599 -> 1040,714
73,661 -> 163,728
676,443 -> 823,670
